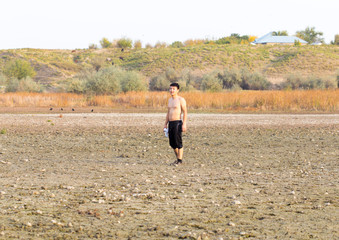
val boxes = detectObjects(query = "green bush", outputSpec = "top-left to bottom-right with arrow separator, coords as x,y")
149,74 -> 170,91
171,41 -> 184,48
4,59 -> 36,80
17,77 -> 42,92
117,38 -> 132,49
165,68 -> 179,83
134,40 -> 142,49
218,68 -> 241,89
201,71 -> 223,92
5,78 -> 19,92
121,71 -> 146,92
66,67 -> 146,94
240,69 -> 271,90
100,38 -> 112,48
0,72 -> 7,85
85,67 -> 122,94
281,74 -> 337,89
281,74 -> 304,89
89,43 -> 98,49
305,76 -> 336,89
177,68 -> 196,91
67,78 -> 86,94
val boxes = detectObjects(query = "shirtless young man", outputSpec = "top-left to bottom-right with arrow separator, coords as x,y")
163,83 -> 187,165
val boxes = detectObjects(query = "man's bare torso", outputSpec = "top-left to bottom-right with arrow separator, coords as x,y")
168,97 -> 182,121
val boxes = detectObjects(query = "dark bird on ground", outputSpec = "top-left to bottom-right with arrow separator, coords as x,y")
121,48 -> 124,52
72,108 -> 75,111
119,56 -> 124,60
112,62 -> 114,65
91,109 -> 94,112
50,108 -> 53,111
61,108 -> 63,111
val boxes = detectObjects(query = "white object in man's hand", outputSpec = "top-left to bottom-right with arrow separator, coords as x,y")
163,128 -> 168,138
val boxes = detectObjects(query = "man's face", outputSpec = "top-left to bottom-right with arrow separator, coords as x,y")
169,86 -> 179,96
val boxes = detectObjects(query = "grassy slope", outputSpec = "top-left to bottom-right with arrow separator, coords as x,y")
0,45 -> 338,86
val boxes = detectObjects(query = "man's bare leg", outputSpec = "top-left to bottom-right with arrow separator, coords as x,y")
173,148 -> 179,158
178,148 -> 183,160
171,148 -> 183,165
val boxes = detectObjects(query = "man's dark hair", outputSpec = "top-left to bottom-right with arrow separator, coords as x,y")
170,82 -> 180,89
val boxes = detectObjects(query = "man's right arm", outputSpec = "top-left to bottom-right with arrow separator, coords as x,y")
164,108 -> 169,129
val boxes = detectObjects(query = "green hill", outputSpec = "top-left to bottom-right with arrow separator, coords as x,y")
0,44 -> 338,88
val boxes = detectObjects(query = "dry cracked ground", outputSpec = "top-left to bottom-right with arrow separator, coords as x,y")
0,113 -> 338,239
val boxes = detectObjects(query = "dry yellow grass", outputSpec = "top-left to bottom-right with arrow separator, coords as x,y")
0,90 -> 338,112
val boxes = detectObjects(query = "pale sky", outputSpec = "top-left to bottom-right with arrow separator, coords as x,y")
1,0 -> 338,49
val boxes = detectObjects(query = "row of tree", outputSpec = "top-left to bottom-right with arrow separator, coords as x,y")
91,27 -> 338,49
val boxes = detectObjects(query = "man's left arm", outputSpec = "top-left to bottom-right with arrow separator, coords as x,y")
181,98 -> 187,132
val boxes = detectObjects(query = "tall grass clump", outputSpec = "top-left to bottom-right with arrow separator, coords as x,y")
0,90 -> 337,112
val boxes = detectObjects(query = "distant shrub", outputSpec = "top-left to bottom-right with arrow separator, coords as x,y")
100,37 -> 112,48
67,78 -> 86,94
85,67 -> 122,94
0,72 -> 7,85
184,39 -> 205,46
17,77 -> 42,92
145,43 -> 153,49
154,42 -> 167,48
117,38 -> 132,49
201,71 -> 223,92
67,66 -> 146,94
121,71 -> 146,92
149,75 -> 170,91
333,35 -> 339,45
281,74 -> 337,89
5,78 -> 19,92
90,57 -> 109,71
305,76 -> 336,89
165,68 -> 179,83
89,43 -> 98,49
218,68 -> 242,89
294,40 -> 301,46
240,69 -> 271,90
177,68 -> 197,91
215,37 -> 231,45
215,34 -> 250,45
280,74 -> 304,89
149,68 -> 179,91
134,40 -> 142,49
150,68 -> 197,91
171,41 -> 184,48
4,59 -> 36,80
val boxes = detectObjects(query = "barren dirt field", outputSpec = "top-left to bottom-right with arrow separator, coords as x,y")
0,113 -> 338,239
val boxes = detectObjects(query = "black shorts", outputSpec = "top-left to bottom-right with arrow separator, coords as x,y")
168,120 -> 183,149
